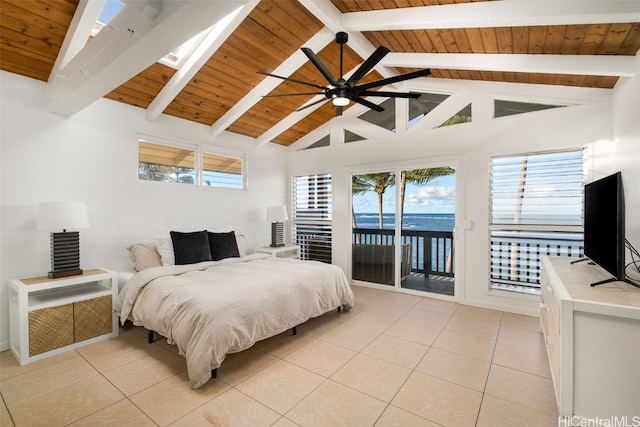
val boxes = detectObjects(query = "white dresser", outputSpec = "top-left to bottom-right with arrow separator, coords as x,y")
540,256 -> 640,420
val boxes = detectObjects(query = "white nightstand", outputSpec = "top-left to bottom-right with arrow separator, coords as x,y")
8,268 -> 119,365
255,245 -> 300,259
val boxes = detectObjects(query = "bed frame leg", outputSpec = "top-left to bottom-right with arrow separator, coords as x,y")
211,368 -> 217,379
292,326 -> 297,336
148,330 -> 154,344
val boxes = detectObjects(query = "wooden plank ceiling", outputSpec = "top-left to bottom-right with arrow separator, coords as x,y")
1,0 -> 639,147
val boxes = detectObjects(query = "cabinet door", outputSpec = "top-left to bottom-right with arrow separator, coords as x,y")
29,304 -> 74,356
74,296 -> 113,342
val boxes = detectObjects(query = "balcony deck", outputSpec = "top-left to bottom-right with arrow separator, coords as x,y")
298,228 -> 456,296
402,272 -> 454,296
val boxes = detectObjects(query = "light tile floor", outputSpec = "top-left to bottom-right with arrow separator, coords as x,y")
0,285 -> 559,426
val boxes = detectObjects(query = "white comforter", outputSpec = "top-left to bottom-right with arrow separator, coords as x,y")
114,253 -> 354,388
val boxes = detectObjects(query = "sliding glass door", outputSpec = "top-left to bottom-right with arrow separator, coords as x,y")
351,166 -> 456,296
352,172 -> 398,286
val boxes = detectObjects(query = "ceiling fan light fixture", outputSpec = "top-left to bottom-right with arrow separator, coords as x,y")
259,32 -> 430,116
332,96 -> 349,107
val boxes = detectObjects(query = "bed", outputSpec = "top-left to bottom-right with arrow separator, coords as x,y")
114,249 -> 354,388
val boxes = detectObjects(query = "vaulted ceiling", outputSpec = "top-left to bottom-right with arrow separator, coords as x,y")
1,0 -> 639,147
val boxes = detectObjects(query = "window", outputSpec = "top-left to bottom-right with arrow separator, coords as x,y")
494,100 -> 564,118
94,2 -> 244,69
301,135 -> 330,150
358,98 -> 396,132
138,138 -> 245,189
490,150 -> 584,294
344,130 -> 366,143
439,104 -> 472,127
293,174 -> 332,263
408,93 -> 450,129
138,140 -> 195,184
202,151 -> 243,189
93,0 -> 125,37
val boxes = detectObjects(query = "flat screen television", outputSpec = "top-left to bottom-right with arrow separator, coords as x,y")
579,171 -> 630,286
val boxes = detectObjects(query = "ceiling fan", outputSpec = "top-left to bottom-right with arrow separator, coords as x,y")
258,32 -> 431,116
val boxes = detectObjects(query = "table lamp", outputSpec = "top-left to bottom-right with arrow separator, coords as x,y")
37,201 -> 89,278
267,205 -> 288,247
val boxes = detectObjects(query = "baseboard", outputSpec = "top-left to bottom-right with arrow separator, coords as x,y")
462,297 -> 541,318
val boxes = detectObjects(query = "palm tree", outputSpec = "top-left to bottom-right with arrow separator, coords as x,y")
351,175 -> 372,229
356,173 -> 395,229
398,167 -> 455,228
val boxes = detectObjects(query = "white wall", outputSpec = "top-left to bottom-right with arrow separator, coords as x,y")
0,71 -> 288,350
287,77 -> 636,316
612,54 -> 640,265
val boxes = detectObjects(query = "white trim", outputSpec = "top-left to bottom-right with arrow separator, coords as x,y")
136,134 -> 247,190
48,0 -> 105,83
348,158 -> 461,299
341,1 -> 640,31
382,53 -> 636,78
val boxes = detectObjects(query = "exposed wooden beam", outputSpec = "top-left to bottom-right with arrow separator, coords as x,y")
342,1 -> 640,31
146,0 -> 258,121
48,0 -> 105,83
210,27 -> 335,137
48,0 -> 249,116
382,53 -> 636,77
297,0 -> 343,35
299,0 -> 399,81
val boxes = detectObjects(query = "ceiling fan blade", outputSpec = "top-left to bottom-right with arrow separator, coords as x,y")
257,70 -> 327,90
301,48 -> 338,86
346,46 -> 390,87
295,97 -> 328,112
352,97 -> 385,112
356,69 -> 432,91
359,91 -> 421,99
262,92 -> 324,97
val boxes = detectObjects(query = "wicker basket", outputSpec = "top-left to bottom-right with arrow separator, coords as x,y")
28,295 -> 112,356
29,304 -> 74,356
74,296 -> 112,342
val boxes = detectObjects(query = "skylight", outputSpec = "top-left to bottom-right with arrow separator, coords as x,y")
92,0 -> 125,37
92,1 -> 244,70
158,5 -> 244,69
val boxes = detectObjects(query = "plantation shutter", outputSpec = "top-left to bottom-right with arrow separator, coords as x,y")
490,150 -> 584,294
293,174 -> 332,263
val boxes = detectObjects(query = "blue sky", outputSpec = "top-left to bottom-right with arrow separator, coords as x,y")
98,0 -> 124,24
353,174 -> 456,214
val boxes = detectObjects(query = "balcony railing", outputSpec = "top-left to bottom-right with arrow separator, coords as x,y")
352,228 -> 454,278
294,227 -> 455,279
490,229 -> 583,292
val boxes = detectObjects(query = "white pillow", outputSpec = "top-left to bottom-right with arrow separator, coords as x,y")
235,233 -> 246,257
153,234 -> 175,266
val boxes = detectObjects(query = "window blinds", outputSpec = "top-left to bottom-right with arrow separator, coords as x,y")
490,150 -> 584,294
293,174 -> 332,263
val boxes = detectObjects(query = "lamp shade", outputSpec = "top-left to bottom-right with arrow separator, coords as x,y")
267,205 -> 288,223
37,201 -> 89,231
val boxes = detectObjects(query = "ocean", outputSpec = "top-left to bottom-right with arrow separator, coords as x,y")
354,212 -> 455,231
353,212 -> 455,272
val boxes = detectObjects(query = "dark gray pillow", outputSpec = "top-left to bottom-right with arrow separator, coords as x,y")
207,231 -> 240,261
170,230 -> 212,265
